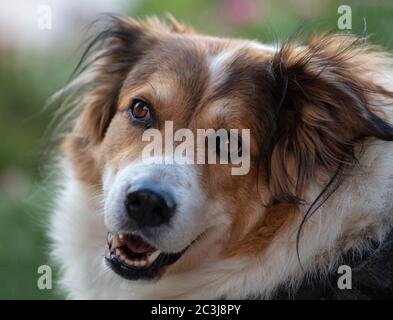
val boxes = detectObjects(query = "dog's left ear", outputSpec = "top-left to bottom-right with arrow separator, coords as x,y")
264,35 -> 393,204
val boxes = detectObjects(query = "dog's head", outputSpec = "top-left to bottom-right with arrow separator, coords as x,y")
60,15 -> 393,281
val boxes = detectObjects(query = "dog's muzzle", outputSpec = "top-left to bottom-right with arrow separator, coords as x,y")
105,182 -> 184,280
103,160 -> 206,280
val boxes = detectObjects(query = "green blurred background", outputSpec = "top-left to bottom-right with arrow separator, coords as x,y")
1,0 -> 393,299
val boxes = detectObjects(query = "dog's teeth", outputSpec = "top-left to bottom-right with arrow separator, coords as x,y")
112,234 -> 123,248
135,260 -> 142,267
135,260 -> 148,267
109,233 -> 159,268
126,259 -> 137,267
139,260 -> 147,267
121,258 -> 148,267
147,250 -> 161,263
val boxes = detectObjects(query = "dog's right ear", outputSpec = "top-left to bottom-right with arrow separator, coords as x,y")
71,15 -> 194,144
56,14 -> 195,147
71,16 -> 161,144
56,15 -> 194,184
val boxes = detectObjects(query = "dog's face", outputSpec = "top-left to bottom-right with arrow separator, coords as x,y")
83,19 -> 268,280
62,16 -> 393,282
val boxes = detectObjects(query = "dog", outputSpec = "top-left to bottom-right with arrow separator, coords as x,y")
49,15 -> 393,299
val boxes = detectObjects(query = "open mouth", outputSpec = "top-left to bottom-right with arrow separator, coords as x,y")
105,232 -> 185,280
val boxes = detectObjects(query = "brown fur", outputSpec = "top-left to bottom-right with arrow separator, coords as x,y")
58,16 -> 393,261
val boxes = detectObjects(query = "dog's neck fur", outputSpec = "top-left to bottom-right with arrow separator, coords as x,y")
50,137 -> 393,299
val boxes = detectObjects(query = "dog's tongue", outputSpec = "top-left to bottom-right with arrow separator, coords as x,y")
123,234 -> 156,253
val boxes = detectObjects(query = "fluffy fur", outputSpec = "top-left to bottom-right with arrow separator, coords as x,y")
49,15 -> 393,299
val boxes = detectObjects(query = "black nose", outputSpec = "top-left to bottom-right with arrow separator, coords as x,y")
125,186 -> 176,227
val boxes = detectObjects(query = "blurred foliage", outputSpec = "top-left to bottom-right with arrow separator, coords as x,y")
135,0 -> 393,48
0,181 -> 60,299
0,0 -> 393,299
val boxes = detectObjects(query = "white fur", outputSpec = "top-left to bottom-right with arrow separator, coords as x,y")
208,47 -> 239,87
49,38 -> 393,299
50,137 -> 393,299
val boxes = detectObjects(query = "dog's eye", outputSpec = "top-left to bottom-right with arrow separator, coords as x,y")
128,99 -> 152,127
216,132 -> 243,161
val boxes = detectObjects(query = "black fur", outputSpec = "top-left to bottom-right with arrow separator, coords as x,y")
271,229 -> 393,299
